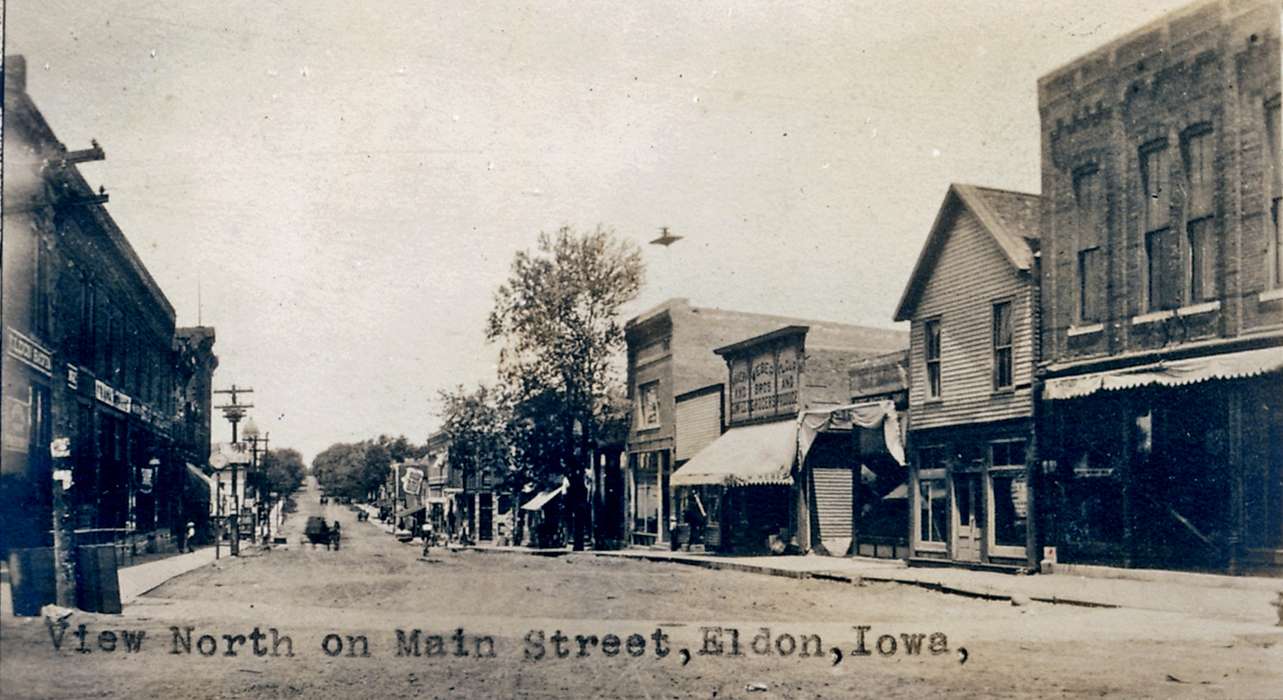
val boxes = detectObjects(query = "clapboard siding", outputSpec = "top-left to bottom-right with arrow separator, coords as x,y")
909,207 -> 1036,429
675,390 -> 722,462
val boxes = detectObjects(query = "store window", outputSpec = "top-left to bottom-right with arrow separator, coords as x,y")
923,320 -> 941,399
916,447 -> 947,547
631,452 -> 660,536
992,301 -> 1013,390
637,381 -> 660,429
989,440 -> 1028,551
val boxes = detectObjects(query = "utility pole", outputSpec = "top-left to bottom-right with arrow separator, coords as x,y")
50,438 -> 76,607
214,385 -> 253,557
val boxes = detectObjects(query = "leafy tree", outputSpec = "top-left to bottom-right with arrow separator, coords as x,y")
486,225 -> 643,549
438,384 -> 510,493
311,435 -> 426,500
261,448 -> 306,496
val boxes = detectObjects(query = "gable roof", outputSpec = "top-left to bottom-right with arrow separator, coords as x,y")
893,184 -> 1041,322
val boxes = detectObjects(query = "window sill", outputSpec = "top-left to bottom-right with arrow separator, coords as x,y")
1260,288 -> 1283,303
1176,300 -> 1220,316
919,398 -> 944,406
991,387 -> 1015,397
1067,323 -> 1104,337
1131,309 -> 1174,325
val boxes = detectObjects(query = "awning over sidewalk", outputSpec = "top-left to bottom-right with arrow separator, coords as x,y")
1043,346 -> 1283,400
521,481 -> 568,511
797,400 -> 905,466
671,419 -> 796,487
395,505 -> 425,518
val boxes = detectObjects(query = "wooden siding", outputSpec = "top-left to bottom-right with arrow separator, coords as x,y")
909,207 -> 1036,429
813,467 -> 853,540
675,390 -> 722,462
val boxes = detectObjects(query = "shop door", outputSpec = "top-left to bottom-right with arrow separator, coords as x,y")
953,473 -> 982,562
813,467 -> 853,555
478,493 -> 493,541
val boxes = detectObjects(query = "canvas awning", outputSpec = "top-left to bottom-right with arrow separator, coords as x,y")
1043,346 -> 1283,400
670,419 -> 796,487
395,505 -> 425,518
521,481 -> 568,511
185,463 -> 213,490
797,400 -> 905,466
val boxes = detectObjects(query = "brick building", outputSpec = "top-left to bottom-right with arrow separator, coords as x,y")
1035,0 -> 1283,573
1,55 -> 216,558
625,298 -> 907,549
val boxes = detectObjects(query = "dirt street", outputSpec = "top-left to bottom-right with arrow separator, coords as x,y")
3,479 -> 1281,699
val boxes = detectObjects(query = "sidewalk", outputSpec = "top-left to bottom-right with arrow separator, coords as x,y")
2,544 -> 238,616
463,544 -> 1283,626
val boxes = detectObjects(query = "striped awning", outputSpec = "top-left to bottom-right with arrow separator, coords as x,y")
1044,346 -> 1283,400
670,419 -> 795,487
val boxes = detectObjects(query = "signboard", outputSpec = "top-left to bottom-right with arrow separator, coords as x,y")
50,437 -> 71,459
776,345 -> 799,414
6,327 -> 53,377
402,467 -> 424,496
139,467 -> 155,494
750,352 -> 777,415
95,380 -> 115,406
113,390 -> 133,414
2,394 -> 31,453
729,357 -> 750,421
66,364 -> 79,390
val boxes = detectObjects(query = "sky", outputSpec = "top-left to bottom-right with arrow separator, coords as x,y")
6,0 -> 1193,462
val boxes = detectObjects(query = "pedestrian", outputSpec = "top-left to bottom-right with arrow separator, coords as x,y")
185,522 -> 196,553
420,520 -> 434,557
331,520 -> 342,551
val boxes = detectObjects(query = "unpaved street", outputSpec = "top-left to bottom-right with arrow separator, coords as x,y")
3,479 -> 1281,699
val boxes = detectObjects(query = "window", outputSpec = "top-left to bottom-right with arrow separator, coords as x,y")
923,319 -> 942,399
1183,128 -> 1216,302
637,381 -> 660,429
1267,97 -> 1282,289
989,439 -> 1028,550
1141,144 -> 1181,310
630,451 -> 663,537
992,301 -> 1013,390
1074,168 -> 1105,322
917,448 -> 948,545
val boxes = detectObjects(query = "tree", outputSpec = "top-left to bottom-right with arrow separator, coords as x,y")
486,225 -> 644,550
438,384 -> 510,495
261,448 -> 306,497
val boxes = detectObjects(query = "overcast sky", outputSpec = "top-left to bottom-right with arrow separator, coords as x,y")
7,0 -> 1192,461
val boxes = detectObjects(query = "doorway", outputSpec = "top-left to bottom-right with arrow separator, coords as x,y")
953,472 -> 982,562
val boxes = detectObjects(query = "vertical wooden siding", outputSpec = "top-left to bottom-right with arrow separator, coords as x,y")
909,207 -> 1036,429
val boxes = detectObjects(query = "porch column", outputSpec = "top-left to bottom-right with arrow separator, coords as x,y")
1228,388 -> 1245,574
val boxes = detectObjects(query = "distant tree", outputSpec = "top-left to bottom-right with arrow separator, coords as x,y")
261,448 -> 306,497
438,384 -> 510,494
486,225 -> 643,550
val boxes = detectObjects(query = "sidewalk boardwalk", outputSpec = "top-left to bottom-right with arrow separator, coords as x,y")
460,545 -> 1283,626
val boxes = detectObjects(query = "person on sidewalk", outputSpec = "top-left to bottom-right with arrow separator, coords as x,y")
420,521 -> 434,557
185,522 -> 196,553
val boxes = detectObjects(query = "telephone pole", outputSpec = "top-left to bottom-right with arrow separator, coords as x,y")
214,385 -> 253,556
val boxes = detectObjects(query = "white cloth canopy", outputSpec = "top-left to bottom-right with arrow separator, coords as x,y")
670,419 -> 796,487
521,479 -> 568,511
796,400 -> 905,466
1044,346 -> 1283,400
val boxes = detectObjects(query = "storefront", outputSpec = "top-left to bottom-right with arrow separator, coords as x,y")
1,326 -> 54,556
626,448 -> 670,546
1041,346 -> 1283,573
669,419 -> 796,554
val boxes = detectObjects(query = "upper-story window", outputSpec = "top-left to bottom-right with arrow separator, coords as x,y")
923,319 -> 942,399
1142,143 -> 1181,311
1073,168 -> 1105,322
1183,127 -> 1216,303
1267,96 -> 1282,290
637,381 -> 660,429
992,301 -> 1013,391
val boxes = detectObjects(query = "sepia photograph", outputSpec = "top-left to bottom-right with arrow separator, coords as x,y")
1,0 -> 1282,697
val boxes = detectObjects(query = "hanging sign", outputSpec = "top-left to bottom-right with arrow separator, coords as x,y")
402,467 -> 424,496
139,467 -> 155,494
66,364 -> 79,390
50,437 -> 71,459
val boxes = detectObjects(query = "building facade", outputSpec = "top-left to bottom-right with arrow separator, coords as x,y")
894,184 -> 1042,569
623,298 -> 907,547
1036,0 -> 1283,573
2,56 -> 215,558
846,350 -> 910,559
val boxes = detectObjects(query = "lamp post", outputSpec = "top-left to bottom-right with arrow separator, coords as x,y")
242,416 -> 260,546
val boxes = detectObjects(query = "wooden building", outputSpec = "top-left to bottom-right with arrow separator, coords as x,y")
894,184 -> 1042,570
1036,0 -> 1283,574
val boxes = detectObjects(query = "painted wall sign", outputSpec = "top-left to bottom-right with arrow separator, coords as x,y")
2,394 -> 31,453
729,357 -> 750,421
6,327 -> 53,377
66,364 -> 79,390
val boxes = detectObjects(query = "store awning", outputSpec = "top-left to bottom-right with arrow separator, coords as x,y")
671,419 -> 796,487
521,481 -> 568,511
185,463 -> 213,491
1043,346 -> 1283,400
425,496 -> 448,506
395,505 -> 425,518
797,400 -> 905,466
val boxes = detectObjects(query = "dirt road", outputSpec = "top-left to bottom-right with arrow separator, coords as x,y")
3,478 -> 1280,698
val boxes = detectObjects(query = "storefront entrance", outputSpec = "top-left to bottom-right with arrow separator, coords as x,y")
952,472 -> 982,562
